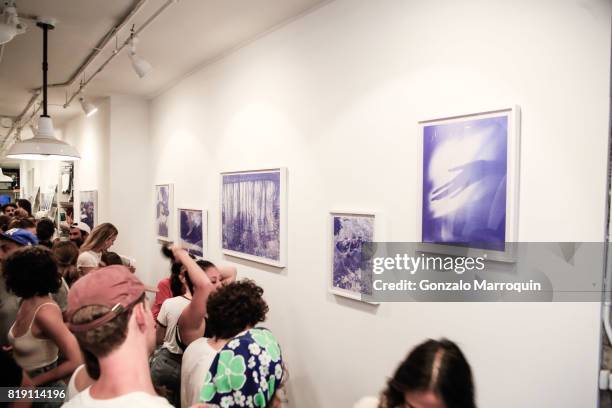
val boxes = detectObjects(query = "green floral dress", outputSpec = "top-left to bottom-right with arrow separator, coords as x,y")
199,328 -> 284,408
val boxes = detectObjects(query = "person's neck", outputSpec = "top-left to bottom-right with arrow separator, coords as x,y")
89,344 -> 156,399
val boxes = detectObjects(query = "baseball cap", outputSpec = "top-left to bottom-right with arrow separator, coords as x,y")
66,265 -> 145,332
0,228 -> 38,246
71,222 -> 91,235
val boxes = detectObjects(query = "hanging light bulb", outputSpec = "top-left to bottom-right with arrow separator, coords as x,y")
128,35 -> 152,79
6,19 -> 80,161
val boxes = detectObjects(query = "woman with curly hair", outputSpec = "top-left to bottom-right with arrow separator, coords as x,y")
5,246 -> 82,406
180,278 -> 271,408
360,338 -> 476,408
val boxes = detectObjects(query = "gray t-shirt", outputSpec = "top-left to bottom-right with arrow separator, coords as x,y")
0,278 -> 19,346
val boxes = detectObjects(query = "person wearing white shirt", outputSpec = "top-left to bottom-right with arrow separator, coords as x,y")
62,265 -> 172,408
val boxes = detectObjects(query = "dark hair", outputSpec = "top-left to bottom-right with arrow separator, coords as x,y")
170,262 -> 185,297
101,251 -> 123,266
0,215 -> 10,232
52,241 -> 81,286
3,246 -> 61,298
379,339 -> 476,408
9,217 -> 35,230
206,279 -> 268,339
52,241 -> 79,267
1,203 -> 16,212
196,259 -> 215,271
36,218 -> 56,242
82,349 -> 100,380
164,251 -> 207,297
72,294 -> 146,358
16,199 -> 32,216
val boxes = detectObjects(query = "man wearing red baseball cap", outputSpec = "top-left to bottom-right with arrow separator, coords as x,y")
62,265 -> 172,407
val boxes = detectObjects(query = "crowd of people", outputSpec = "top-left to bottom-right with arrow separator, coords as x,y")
0,199 -> 478,408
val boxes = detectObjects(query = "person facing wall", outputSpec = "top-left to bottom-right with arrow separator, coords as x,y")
52,241 -> 81,287
36,218 -> 56,249
181,279 -> 271,408
63,265 -> 172,408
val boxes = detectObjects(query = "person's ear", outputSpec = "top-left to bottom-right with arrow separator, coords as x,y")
133,303 -> 149,332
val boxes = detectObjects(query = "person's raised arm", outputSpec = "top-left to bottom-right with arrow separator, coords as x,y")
173,247 -> 213,344
31,305 -> 82,386
218,265 -> 237,286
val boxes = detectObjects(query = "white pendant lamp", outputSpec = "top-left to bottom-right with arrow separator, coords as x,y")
7,19 -> 80,161
0,3 -> 26,45
0,168 -> 12,183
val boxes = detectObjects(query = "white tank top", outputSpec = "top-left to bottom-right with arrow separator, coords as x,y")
66,364 -> 85,400
8,302 -> 59,371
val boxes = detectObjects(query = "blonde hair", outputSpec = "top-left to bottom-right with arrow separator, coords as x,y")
80,223 -> 118,253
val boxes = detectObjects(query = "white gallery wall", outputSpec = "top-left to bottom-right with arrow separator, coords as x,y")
146,0 -> 611,407
21,0 -> 610,406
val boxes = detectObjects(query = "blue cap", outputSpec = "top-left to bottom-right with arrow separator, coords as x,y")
0,228 -> 39,246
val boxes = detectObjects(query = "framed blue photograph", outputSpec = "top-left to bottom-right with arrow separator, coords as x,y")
79,190 -> 98,230
178,208 -> 206,258
418,107 -> 520,261
155,183 -> 174,242
221,168 -> 287,267
329,211 -> 376,302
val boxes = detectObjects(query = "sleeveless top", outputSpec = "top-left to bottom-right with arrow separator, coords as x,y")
8,302 -> 60,371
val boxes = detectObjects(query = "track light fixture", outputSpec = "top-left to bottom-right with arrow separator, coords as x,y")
79,95 -> 98,117
0,0 -> 26,45
128,33 -> 152,79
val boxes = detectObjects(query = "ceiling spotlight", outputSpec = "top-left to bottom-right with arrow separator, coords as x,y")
128,35 -> 152,78
0,2 -> 26,45
79,95 -> 98,117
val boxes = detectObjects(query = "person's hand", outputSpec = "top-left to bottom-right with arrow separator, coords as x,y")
170,245 -> 187,260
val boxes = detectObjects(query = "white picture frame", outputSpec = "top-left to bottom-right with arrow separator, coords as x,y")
416,106 -> 520,262
155,183 -> 174,242
177,207 -> 207,258
79,190 -> 98,231
329,211 -> 378,303
220,168 -> 287,267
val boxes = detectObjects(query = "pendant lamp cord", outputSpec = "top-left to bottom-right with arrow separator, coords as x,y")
37,21 -> 53,118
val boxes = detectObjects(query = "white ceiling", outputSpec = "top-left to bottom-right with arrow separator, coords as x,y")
0,0 -> 328,135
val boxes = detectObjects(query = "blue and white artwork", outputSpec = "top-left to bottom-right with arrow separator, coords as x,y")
422,114 -> 510,251
331,213 -> 374,298
221,169 -> 285,266
155,184 -> 173,241
79,190 -> 97,230
178,209 -> 205,257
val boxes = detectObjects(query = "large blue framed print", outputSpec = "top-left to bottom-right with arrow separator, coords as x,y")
418,107 -> 520,261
